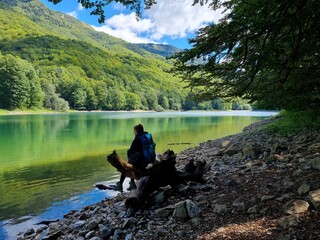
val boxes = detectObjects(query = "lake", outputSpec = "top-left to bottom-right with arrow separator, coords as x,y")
0,111 -> 277,239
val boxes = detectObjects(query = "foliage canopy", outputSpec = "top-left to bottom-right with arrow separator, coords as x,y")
173,0 -> 320,110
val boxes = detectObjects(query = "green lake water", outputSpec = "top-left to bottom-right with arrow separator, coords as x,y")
0,111 -> 277,239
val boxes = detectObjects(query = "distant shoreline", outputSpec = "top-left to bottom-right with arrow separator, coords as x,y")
0,109 -> 278,116
0,109 -> 156,116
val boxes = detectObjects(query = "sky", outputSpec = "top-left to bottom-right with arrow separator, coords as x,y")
41,0 -> 224,49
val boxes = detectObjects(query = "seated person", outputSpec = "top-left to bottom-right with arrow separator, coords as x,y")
115,124 -> 155,191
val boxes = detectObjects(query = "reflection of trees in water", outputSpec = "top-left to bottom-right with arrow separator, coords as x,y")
0,114 -> 263,167
0,155 -> 115,220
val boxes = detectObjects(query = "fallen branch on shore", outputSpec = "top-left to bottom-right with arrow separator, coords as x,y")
98,149 -> 207,213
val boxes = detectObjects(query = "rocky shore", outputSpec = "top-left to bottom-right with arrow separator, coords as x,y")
19,117 -> 320,240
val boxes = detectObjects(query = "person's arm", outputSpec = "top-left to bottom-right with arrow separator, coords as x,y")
127,137 -> 140,158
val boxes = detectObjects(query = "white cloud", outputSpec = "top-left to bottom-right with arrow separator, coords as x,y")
146,0 -> 223,40
92,0 -> 224,43
93,13 -> 155,43
77,4 -> 84,11
67,3 -> 84,19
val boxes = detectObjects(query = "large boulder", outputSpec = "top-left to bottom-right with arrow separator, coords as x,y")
173,200 -> 200,219
309,189 -> 320,210
185,200 -> 201,218
155,205 -> 175,218
173,201 -> 188,219
283,200 -> 309,215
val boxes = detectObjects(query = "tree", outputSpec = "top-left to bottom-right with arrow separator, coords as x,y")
69,81 -> 87,110
0,54 -> 44,110
48,0 -> 157,23
158,94 -> 169,109
125,92 -> 141,110
106,88 -> 126,110
173,0 -> 320,110
42,82 -> 69,111
145,89 -> 158,110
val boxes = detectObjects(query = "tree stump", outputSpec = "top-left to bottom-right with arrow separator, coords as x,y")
106,149 -> 207,212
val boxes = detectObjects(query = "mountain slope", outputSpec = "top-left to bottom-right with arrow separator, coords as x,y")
0,0 -> 186,111
136,43 -> 181,58
2,0 -> 164,59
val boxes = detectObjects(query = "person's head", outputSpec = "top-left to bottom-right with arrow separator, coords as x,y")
134,124 -> 144,135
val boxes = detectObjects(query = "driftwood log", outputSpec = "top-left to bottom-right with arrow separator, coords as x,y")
106,149 -> 207,213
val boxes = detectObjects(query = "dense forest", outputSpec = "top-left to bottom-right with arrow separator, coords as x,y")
0,0 -> 252,111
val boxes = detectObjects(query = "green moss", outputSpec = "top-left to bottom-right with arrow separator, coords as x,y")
265,110 -> 320,135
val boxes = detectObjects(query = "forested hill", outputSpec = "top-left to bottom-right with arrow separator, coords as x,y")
135,44 -> 180,58
0,0 -> 187,111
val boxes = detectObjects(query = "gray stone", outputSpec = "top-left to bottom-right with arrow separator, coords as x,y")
309,189 -> 320,210
276,193 -> 293,202
213,204 -> 227,214
298,183 -> 310,195
261,195 -> 276,202
79,230 -> 89,237
221,140 -> 231,148
275,234 -> 292,240
151,191 -> 165,204
37,228 -> 50,240
247,206 -> 258,214
122,218 -> 135,229
310,157 -> 320,170
232,199 -> 245,210
242,143 -> 263,158
225,144 -> 240,156
185,200 -> 201,218
277,214 -> 299,229
85,230 -> 95,239
259,207 -> 270,215
125,233 -> 133,240
72,221 -> 86,230
155,205 -> 175,218
79,212 -> 89,220
99,224 -> 113,239
292,169 -> 303,177
191,217 -> 201,226
24,228 -> 35,236
224,179 -> 238,186
283,200 -> 309,215
173,201 -> 188,219
176,185 -> 190,196
113,229 -> 124,240
86,219 -> 99,230
90,238 -> 102,240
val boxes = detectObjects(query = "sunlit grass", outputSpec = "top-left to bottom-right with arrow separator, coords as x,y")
0,108 -> 68,115
0,109 -> 9,115
264,110 -> 320,135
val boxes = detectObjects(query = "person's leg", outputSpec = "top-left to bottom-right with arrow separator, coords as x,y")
127,178 -> 137,191
115,174 -> 125,191
120,174 -> 126,185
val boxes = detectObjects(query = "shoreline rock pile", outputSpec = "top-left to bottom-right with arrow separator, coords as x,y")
20,118 -> 320,239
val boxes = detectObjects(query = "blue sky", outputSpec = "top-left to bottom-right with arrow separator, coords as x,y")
41,0 -> 223,49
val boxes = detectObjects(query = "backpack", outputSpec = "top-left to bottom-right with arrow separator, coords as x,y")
139,133 -> 156,165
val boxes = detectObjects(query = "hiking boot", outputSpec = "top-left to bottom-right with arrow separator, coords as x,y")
127,181 -> 137,191
113,182 -> 123,192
